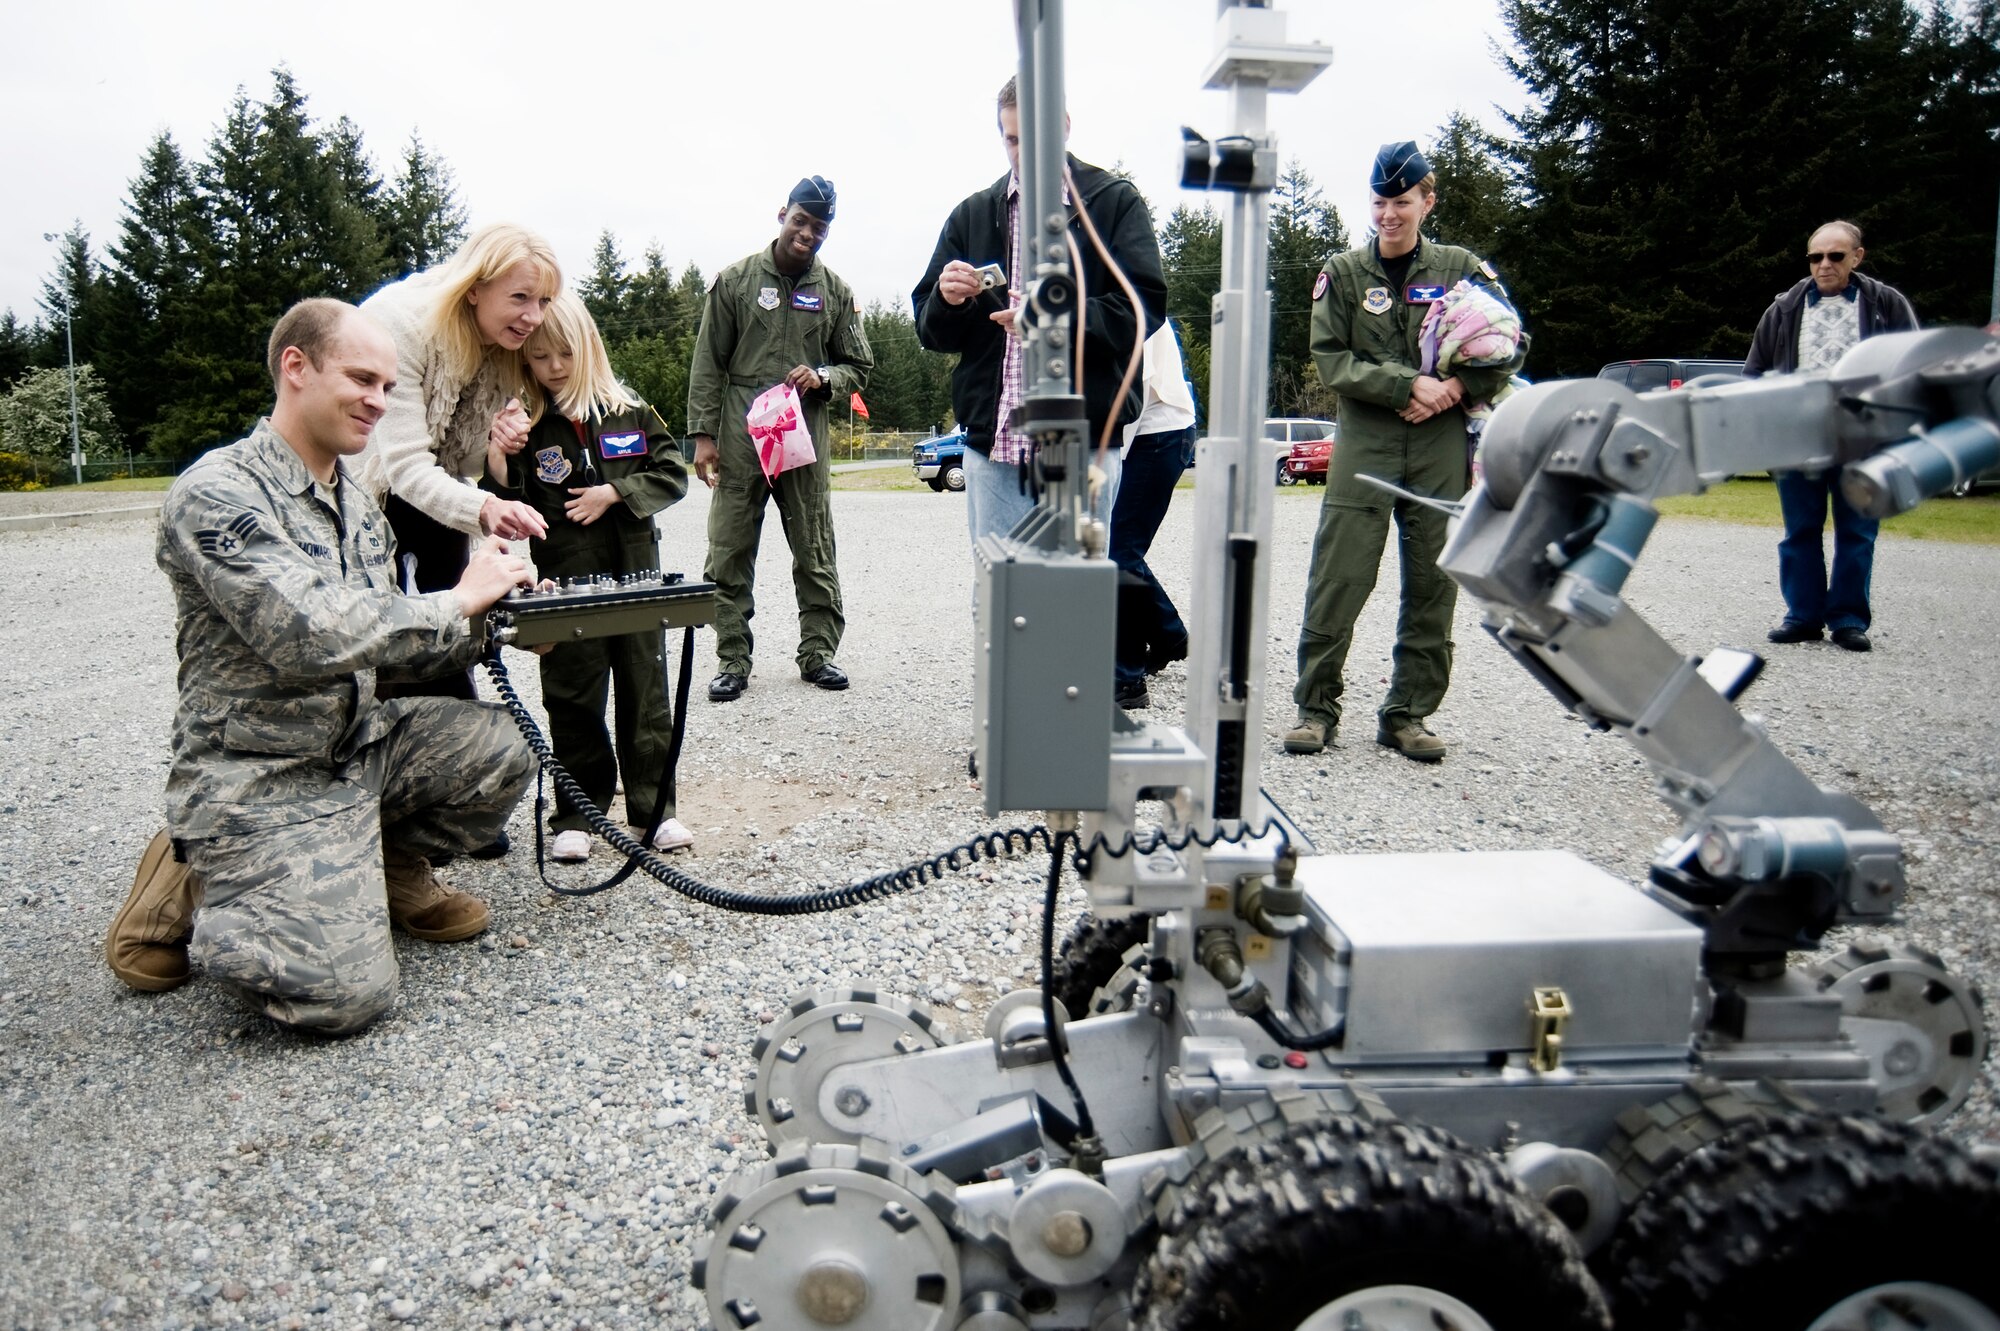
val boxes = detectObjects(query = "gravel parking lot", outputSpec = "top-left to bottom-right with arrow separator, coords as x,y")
3,483 -> 1996,1330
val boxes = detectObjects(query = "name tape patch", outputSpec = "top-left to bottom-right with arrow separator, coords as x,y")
599,430 -> 648,459
1406,284 -> 1447,303
791,291 -> 823,312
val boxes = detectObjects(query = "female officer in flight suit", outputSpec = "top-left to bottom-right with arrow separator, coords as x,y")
485,292 -> 691,859
1284,142 -> 1524,763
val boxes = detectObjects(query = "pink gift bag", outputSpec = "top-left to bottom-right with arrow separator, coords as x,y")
746,383 -> 817,482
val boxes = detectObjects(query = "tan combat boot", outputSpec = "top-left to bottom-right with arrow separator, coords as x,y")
1377,719 -> 1447,762
1282,719 -> 1331,755
383,848 -> 491,942
106,830 -> 200,992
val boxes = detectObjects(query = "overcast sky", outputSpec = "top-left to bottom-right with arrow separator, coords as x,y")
1,0 -> 1527,327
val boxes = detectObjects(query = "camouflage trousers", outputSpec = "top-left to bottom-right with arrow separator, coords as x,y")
184,698 -> 533,1035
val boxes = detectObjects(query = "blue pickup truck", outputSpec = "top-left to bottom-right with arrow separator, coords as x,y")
911,428 -> 968,492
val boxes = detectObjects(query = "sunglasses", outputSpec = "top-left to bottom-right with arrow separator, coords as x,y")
1806,251 -> 1849,265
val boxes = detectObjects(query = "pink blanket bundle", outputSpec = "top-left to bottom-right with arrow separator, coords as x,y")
1417,280 -> 1522,376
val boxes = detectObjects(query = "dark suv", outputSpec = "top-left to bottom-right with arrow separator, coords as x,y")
1596,358 -> 1746,391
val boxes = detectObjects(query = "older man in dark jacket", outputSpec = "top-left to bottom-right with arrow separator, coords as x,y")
1745,220 -> 1918,652
912,76 -> 1165,547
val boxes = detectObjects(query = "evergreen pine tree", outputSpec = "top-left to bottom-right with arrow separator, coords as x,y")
0,311 -> 37,390
102,132 -> 204,455
383,133 -> 468,276
1426,112 -> 1516,260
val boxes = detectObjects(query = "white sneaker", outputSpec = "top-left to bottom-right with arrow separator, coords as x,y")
550,830 -> 591,862
647,818 -> 695,853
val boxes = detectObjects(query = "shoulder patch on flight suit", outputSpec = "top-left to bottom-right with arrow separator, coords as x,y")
757,287 -> 780,310
1479,260 -> 1498,280
534,446 -> 572,484
852,295 -> 862,313
1363,287 -> 1393,315
599,430 -> 648,459
1312,271 -> 1330,301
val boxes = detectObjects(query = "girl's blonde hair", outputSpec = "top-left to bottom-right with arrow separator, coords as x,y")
422,223 -> 562,388
522,290 -> 643,422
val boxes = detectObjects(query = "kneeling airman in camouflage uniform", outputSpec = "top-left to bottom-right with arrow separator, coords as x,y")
106,299 -> 537,1034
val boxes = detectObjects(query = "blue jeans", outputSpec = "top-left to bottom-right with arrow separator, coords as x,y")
1109,425 -> 1196,686
1775,469 -> 1876,632
964,443 -> 1121,547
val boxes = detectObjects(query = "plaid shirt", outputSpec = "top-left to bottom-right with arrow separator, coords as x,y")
992,183 -> 1031,464
991,175 -> 1072,465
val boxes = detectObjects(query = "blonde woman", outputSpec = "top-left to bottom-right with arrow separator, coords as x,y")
484,292 -> 692,858
358,224 -> 562,645
357,224 -> 560,859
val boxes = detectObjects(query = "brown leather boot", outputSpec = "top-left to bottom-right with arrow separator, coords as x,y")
382,849 -> 490,942
106,830 -> 200,992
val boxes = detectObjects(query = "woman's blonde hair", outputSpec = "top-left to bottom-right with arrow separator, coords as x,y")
422,223 -> 562,388
522,290 -> 642,422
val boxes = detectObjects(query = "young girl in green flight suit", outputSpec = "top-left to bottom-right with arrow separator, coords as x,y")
484,292 -> 693,861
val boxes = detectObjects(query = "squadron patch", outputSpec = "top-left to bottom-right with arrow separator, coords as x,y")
757,286 -> 780,310
534,446 -> 573,484
791,291 -> 823,311
194,511 -> 259,559
1312,272 -> 1330,301
1362,287 -> 1393,315
598,430 -> 648,459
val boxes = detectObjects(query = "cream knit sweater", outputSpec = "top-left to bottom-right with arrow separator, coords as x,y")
356,272 -> 512,536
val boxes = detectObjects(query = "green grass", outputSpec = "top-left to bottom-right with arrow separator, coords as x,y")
48,475 -> 175,492
829,465 -> 929,494
1658,475 -> 2000,545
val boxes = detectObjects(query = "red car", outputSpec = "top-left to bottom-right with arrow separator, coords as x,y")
1280,424 -> 1336,484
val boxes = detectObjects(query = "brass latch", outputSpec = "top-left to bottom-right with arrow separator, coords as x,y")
1529,987 -> 1573,1072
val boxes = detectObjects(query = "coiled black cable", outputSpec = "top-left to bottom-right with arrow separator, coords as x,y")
1039,828 -> 1097,1145
482,650 -> 1057,915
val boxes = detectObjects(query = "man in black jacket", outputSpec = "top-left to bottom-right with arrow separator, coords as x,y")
1744,220 -> 1917,652
912,76 -> 1165,546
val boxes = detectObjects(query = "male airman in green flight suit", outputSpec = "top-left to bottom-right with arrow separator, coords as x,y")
686,175 -> 873,703
1286,142 -> 1525,762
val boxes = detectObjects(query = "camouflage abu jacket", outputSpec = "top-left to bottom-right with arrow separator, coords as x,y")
157,420 -> 480,838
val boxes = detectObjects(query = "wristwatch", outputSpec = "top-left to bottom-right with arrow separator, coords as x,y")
814,365 -> 834,391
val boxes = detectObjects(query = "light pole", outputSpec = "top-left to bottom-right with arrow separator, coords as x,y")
41,231 -> 84,486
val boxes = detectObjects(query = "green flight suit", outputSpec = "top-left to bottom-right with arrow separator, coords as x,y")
484,404 -> 688,832
686,245 -> 872,677
1294,238 -> 1523,732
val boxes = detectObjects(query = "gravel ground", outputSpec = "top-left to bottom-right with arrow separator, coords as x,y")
0,491 -> 165,520
3,483 -> 1995,1330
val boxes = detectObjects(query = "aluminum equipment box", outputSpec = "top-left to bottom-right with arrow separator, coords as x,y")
973,538 -> 1116,816
1289,850 -> 1705,1062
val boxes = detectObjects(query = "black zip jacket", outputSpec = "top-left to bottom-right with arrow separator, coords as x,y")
1743,271 -> 1918,377
911,155 -> 1166,456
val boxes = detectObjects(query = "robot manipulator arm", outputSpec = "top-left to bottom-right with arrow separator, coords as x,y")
1441,330 -> 2000,957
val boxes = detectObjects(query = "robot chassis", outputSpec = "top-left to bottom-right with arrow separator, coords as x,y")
694,5 -> 2000,1329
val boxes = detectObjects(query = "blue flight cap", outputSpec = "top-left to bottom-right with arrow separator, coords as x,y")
1370,142 -> 1432,197
788,175 -> 836,222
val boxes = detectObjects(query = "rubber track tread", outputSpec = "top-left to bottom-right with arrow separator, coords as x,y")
1049,912 -> 1150,1021
1603,1111 -> 2000,1331
1134,1114 -> 1611,1330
